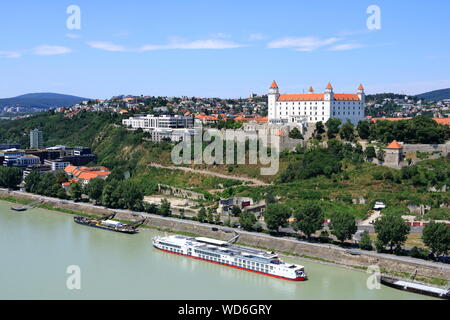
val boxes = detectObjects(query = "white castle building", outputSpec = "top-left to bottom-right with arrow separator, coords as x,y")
268,81 -> 365,125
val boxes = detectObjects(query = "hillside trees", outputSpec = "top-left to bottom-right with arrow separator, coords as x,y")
0,167 -> 22,189
374,214 -> 410,251
264,203 -> 291,232
422,221 -> 450,258
292,202 -> 323,238
329,211 -> 357,243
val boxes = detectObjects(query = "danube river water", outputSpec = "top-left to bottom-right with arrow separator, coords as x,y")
0,201 -> 434,300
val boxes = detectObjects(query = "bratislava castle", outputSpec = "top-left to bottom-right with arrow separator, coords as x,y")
268,80 -> 365,125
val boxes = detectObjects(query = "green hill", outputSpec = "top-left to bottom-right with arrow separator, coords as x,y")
1,111 -> 449,221
416,88 -> 450,101
0,92 -> 90,109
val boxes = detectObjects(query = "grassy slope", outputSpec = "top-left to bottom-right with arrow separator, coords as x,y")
1,112 -> 449,220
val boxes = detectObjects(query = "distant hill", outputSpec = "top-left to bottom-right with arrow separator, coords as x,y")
0,93 -> 90,109
415,88 -> 450,102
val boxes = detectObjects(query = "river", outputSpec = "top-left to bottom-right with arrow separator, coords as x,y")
0,201 -> 434,300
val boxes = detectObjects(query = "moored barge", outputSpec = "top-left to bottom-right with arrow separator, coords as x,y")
380,276 -> 449,300
74,215 -> 145,234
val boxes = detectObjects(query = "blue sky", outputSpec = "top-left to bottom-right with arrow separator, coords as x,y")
0,0 -> 449,99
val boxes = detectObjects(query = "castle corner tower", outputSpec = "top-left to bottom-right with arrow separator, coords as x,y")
268,80 -> 280,121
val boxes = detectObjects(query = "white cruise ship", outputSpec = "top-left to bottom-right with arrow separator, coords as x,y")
152,234 -> 307,281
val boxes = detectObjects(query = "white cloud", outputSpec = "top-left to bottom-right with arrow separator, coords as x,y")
33,45 -> 72,56
140,39 -> 246,51
268,36 -> 340,51
87,41 -> 126,52
0,50 -> 22,58
329,43 -> 365,51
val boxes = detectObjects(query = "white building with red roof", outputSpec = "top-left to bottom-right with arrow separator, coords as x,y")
268,80 -> 365,125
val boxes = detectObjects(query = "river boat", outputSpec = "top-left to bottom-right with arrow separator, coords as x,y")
152,234 -> 307,281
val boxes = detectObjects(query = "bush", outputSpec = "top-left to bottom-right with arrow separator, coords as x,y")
393,244 -> 406,256
318,230 -> 331,243
409,246 -> 429,260
359,231 -> 373,250
375,239 -> 385,253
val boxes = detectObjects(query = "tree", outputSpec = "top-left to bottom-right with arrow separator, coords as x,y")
374,214 -> 410,251
357,121 -> 370,139
197,207 -> 207,222
293,202 -> 324,238
325,118 -> 341,138
84,178 -> 105,204
0,167 -> 22,189
101,180 -> 120,208
239,211 -> 257,231
207,207 -> 215,223
422,221 -> 450,258
117,181 -> 143,210
56,187 -> 67,199
376,149 -> 385,161
143,202 -> 158,214
329,211 -> 357,243
214,212 -> 221,224
159,199 -> 171,216
54,171 -> 68,185
264,203 -> 291,232
315,121 -> 325,134
24,171 -> 41,193
314,121 -> 325,139
68,182 -> 82,201
339,120 -> 355,141
359,231 -> 373,250
231,205 -> 242,217
364,146 -> 377,160
288,127 -> 303,139
265,192 -> 277,204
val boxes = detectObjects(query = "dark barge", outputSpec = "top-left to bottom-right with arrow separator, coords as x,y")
380,276 -> 449,300
74,214 -> 145,234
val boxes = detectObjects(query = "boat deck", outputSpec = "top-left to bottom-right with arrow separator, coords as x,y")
176,235 -> 281,264
394,280 -> 448,295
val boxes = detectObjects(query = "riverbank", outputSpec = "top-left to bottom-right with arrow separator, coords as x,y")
1,188 -> 449,288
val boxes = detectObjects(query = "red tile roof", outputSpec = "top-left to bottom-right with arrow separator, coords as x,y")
386,140 -> 402,149
278,93 -> 360,101
433,118 -> 450,125
279,94 -> 324,101
326,82 -> 333,89
334,94 -> 360,101
358,84 -> 364,90
270,80 -> 278,89
64,166 -> 110,181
